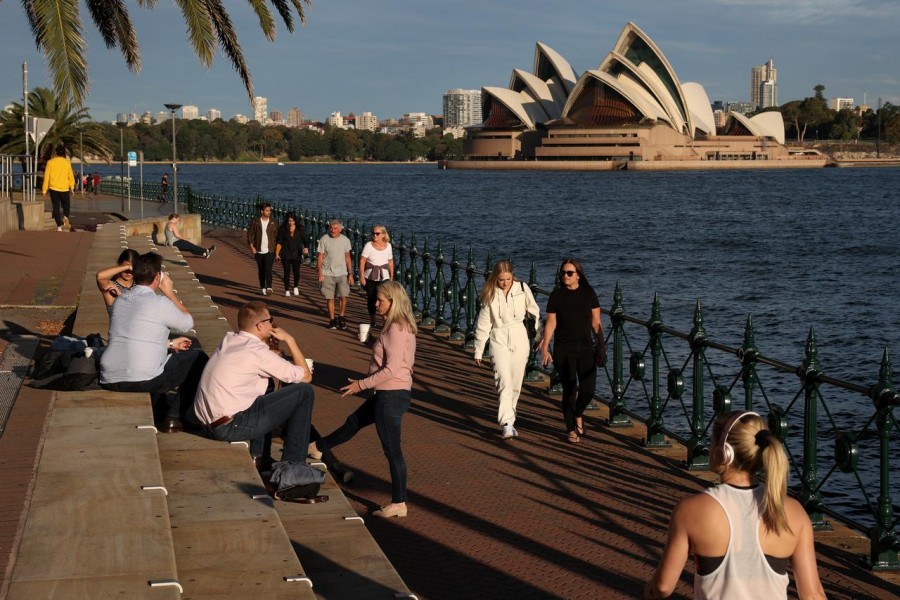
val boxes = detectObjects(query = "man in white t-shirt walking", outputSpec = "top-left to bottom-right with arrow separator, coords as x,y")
316,219 -> 354,330
248,203 -> 279,295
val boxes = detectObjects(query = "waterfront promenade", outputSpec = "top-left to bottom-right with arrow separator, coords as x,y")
0,194 -> 898,599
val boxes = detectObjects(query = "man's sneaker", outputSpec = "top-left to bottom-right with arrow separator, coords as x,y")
56,226 -> 62,231
337,316 -> 347,330
285,290 -> 291,297
292,287 -> 299,296
502,423 -> 514,440
327,318 -> 338,330
206,245 -> 216,258
267,287 -> 274,295
512,426 -> 519,438
261,288 -> 268,296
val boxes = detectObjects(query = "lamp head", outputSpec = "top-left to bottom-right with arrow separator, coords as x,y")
164,103 -> 182,112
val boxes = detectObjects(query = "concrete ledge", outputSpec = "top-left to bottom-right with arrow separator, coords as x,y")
12,201 -> 45,231
123,214 -> 203,246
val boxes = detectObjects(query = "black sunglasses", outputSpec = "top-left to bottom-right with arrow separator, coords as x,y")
560,270 -> 577,276
256,317 -> 274,326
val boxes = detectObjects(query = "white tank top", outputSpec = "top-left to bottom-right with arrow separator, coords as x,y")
695,484 -> 790,600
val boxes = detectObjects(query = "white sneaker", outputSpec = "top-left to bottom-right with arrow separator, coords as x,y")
502,423 -> 514,440
512,426 -> 519,437
267,287 -> 274,295
261,288 -> 267,296
285,290 -> 291,297
56,226 -> 62,231
293,287 -> 299,296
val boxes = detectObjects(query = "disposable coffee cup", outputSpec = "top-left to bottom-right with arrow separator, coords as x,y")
305,358 -> 314,373
358,323 -> 370,342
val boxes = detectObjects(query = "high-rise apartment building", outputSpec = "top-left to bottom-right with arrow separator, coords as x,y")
233,114 -> 249,124
356,112 -> 378,132
156,111 -> 169,124
253,97 -> 268,122
750,59 -> 777,109
181,105 -> 199,120
326,111 -> 344,128
287,107 -> 304,128
829,97 -> 855,111
442,89 -> 483,127
207,108 -> 221,122
269,111 -> 283,125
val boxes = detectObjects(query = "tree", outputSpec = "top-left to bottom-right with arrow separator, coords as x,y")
21,0 -> 311,107
0,86 -> 113,162
814,84 -> 826,101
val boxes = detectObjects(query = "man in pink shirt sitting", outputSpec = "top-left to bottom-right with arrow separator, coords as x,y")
194,301 -> 314,469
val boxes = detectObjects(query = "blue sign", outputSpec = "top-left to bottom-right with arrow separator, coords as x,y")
127,151 -> 138,167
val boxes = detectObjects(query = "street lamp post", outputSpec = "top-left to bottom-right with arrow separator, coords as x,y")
164,103 -> 182,213
116,120 -> 126,211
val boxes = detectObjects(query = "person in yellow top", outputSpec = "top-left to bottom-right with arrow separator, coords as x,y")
42,145 -> 76,231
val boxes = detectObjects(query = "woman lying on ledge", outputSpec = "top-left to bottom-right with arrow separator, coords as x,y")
165,213 -> 215,258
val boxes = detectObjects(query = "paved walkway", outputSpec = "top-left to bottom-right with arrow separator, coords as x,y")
0,194 -> 898,599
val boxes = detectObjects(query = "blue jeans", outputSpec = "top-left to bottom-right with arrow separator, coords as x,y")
317,390 -> 411,503
209,383 -> 314,462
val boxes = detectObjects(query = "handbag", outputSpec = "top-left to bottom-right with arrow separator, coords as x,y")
520,282 -> 537,338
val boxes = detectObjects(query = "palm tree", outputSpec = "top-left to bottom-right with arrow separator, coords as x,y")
21,0 -> 312,107
0,87 -> 114,164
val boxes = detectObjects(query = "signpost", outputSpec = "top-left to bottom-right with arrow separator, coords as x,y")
127,151 -> 137,211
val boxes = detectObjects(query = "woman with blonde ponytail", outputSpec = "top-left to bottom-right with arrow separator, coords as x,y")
645,411 -> 826,599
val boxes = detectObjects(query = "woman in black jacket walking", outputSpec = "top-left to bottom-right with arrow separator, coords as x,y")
276,213 -> 309,297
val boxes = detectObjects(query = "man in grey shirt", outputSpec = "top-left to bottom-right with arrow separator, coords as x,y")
100,252 -> 208,432
316,219 -> 354,330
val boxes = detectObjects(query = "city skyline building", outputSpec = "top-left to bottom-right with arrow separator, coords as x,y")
326,111 -> 344,128
287,107 -> 304,127
233,114 -> 249,124
206,108 -> 221,121
442,89 -> 482,127
750,59 -> 777,109
269,110 -> 283,124
252,96 -> 268,122
829,97 -> 855,111
182,104 -> 199,120
357,111 -> 378,131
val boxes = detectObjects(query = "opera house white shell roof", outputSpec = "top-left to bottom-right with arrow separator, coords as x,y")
475,21 -> 785,143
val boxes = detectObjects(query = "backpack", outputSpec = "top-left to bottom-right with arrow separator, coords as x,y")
269,461 -> 326,502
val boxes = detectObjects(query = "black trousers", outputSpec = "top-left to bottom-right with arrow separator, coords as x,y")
49,189 -> 71,226
282,258 -> 300,290
255,252 -> 275,289
553,343 -> 597,433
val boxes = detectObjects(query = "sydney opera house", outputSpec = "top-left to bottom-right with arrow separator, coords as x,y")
452,23 -> 823,170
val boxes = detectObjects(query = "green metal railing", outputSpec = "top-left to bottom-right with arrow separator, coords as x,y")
125,184 -> 899,571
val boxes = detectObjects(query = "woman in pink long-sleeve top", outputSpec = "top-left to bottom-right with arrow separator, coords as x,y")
311,281 -> 417,518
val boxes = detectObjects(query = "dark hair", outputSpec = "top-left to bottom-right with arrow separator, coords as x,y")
117,248 -> 140,266
259,202 -> 272,212
55,145 -> 67,157
281,212 -> 302,232
132,252 -> 163,285
558,257 -> 589,286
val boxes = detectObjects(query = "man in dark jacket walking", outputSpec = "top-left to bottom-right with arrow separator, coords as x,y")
247,203 -> 279,295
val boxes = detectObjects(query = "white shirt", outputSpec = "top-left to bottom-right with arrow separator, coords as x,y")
100,285 -> 194,383
259,218 -> 271,253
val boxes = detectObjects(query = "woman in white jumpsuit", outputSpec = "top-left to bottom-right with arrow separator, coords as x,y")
473,261 -> 541,440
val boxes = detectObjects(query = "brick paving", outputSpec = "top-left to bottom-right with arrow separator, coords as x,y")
0,197 -> 897,599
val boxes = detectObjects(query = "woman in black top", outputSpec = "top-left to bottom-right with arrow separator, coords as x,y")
276,213 -> 309,297
539,258 -> 605,443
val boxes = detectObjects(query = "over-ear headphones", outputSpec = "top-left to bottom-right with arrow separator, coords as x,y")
718,411 -> 759,467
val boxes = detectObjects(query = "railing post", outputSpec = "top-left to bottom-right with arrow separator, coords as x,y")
868,348 -> 900,570
644,293 -> 669,447
463,247 -> 478,350
523,262 -> 542,382
396,233 -> 408,291
434,241 -> 450,334
449,245 -> 465,342
798,327 -> 831,530
607,282 -> 631,426
685,301 -> 709,470
420,238 -> 435,328
739,315 -> 758,410
408,235 -> 422,321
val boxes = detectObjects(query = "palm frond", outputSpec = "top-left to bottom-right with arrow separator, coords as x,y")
246,0 -> 276,41
20,0 -> 45,49
30,0 -> 88,106
174,0 -> 216,67
269,0 -> 293,33
287,0 -> 310,26
204,0 -> 253,104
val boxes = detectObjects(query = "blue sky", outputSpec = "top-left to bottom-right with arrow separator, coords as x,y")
1,0 -> 898,123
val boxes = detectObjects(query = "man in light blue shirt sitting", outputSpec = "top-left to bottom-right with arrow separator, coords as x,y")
100,252 -> 208,432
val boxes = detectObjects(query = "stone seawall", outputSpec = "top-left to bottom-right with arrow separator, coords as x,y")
443,159 -> 828,171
